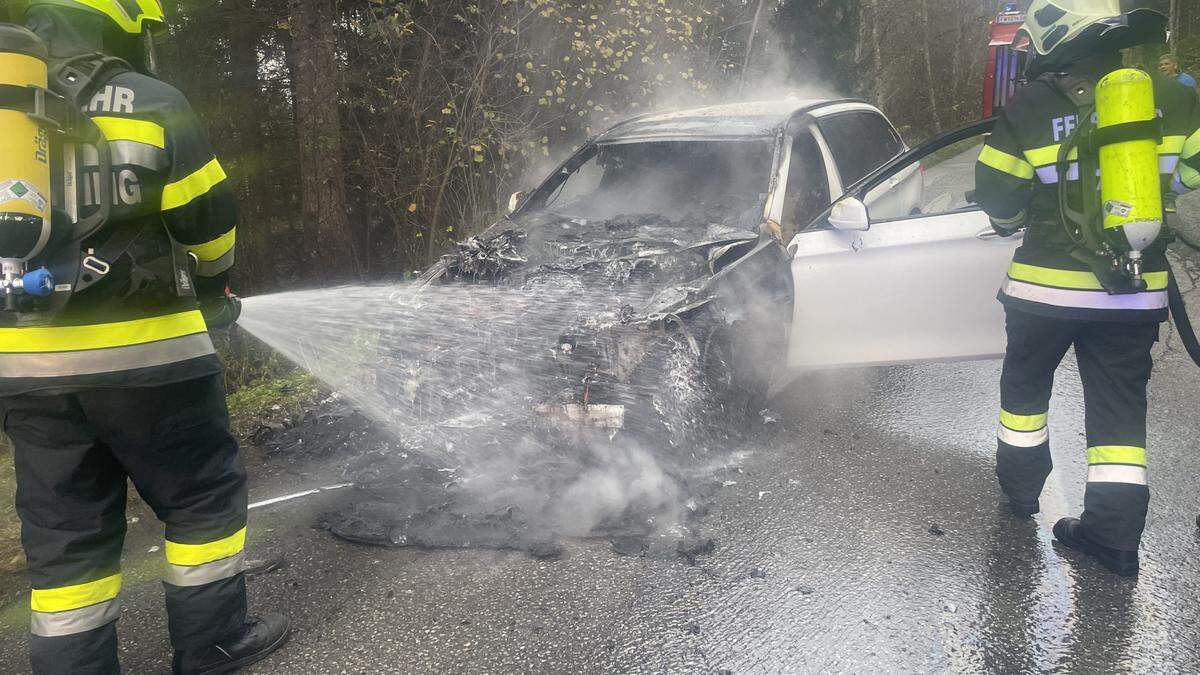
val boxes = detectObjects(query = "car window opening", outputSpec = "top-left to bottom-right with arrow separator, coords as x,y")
540,140 -> 774,229
782,131 -> 831,240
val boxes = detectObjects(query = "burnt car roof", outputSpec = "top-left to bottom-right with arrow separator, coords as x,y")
595,98 -> 868,143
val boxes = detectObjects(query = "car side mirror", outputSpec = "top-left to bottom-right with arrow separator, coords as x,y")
507,191 -> 527,215
828,197 -> 870,232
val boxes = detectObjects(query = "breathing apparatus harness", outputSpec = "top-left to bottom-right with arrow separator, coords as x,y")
1047,68 -> 1200,367
0,24 -> 195,327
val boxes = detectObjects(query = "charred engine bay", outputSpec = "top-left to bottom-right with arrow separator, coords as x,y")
246,209 -> 791,561
420,211 -> 793,439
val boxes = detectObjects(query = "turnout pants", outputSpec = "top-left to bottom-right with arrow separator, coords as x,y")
997,308 -> 1158,551
0,375 -> 248,675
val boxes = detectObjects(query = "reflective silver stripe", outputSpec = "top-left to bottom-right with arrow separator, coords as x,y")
1036,163 -> 1080,184
165,551 -> 245,587
82,141 -> 168,171
0,333 -> 215,379
31,599 -> 120,637
195,248 -> 235,278
1174,174 -> 1192,194
1001,278 -> 1168,311
1036,158 -> 1177,185
1087,464 -> 1148,485
998,424 -> 1048,448
110,140 -> 168,170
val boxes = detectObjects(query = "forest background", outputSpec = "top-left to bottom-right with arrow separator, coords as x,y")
0,0 -> 1197,293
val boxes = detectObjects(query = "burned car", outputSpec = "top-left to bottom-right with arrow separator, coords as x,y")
417,99 -> 915,443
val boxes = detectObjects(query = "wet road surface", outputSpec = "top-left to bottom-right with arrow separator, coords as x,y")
0,340 -> 1198,673
1,169 -> 1199,674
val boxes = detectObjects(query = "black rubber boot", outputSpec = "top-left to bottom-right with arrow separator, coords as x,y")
173,613 -> 291,675
1053,517 -> 1139,577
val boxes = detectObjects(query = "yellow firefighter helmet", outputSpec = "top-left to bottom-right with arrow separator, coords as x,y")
22,0 -> 165,36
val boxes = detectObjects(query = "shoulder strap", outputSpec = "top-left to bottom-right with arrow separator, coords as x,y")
47,53 -> 133,112
47,55 -> 133,246
1037,71 -> 1096,108
1037,71 -> 1116,274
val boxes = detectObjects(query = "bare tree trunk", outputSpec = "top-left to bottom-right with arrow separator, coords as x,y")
226,3 -> 266,288
919,0 -> 942,132
288,0 -> 356,277
738,0 -> 767,94
1170,0 -> 1180,53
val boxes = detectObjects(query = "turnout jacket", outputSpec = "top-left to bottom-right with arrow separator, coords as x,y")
0,67 -> 236,395
976,54 -> 1200,323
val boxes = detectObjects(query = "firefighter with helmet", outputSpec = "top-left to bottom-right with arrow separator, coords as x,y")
976,0 -> 1200,576
0,1 -> 289,672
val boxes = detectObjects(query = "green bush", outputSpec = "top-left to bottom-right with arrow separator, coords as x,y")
215,329 -> 322,434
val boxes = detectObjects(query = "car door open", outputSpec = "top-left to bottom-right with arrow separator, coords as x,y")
786,120 -> 1021,370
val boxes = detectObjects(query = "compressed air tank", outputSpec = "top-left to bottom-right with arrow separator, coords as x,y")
0,24 -> 52,266
1095,68 -> 1162,254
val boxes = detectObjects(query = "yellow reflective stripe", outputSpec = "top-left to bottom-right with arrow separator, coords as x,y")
165,527 -> 247,567
1000,409 -> 1047,432
31,573 -> 121,613
1088,445 -> 1146,466
0,310 -> 207,353
188,228 -> 236,262
92,117 -> 166,149
1182,161 -> 1200,190
1182,130 -> 1200,160
1009,262 -> 1102,289
1026,138 -> 1183,165
163,159 -> 227,211
1159,135 -> 1186,155
1024,144 -> 1077,167
979,145 -> 1035,179
1008,262 -> 1167,291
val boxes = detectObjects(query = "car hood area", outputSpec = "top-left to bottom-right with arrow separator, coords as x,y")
418,212 -> 774,323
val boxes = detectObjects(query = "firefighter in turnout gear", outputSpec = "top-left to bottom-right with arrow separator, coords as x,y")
976,0 -> 1200,576
0,2 -> 289,672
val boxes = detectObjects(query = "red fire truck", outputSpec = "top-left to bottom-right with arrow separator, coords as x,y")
983,4 -> 1029,119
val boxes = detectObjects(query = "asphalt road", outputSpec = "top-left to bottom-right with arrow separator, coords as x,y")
0,171 -> 1199,673
0,335 -> 1198,673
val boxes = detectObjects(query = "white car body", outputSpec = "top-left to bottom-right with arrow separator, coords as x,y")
786,119 -> 1018,371
515,101 -> 1012,379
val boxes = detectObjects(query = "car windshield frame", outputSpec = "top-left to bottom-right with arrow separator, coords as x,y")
521,136 -> 780,224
